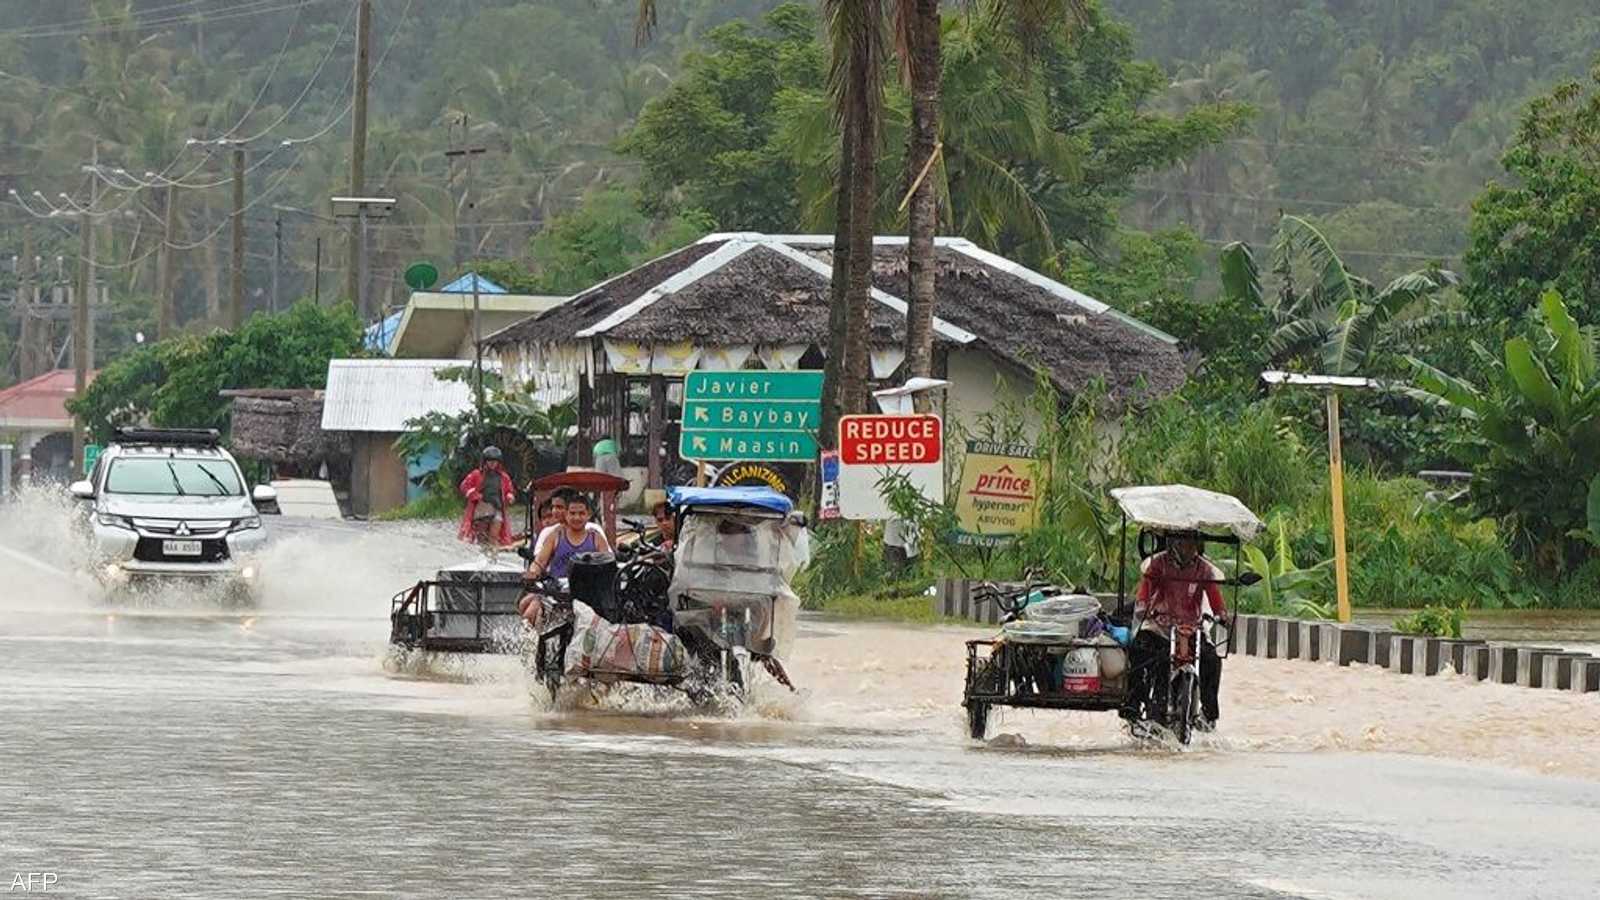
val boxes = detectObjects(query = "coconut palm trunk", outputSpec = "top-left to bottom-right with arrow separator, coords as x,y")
833,0 -> 885,420
900,0 -> 941,411
821,112 -> 857,450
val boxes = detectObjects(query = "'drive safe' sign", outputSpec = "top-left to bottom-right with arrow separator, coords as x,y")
839,414 -> 942,465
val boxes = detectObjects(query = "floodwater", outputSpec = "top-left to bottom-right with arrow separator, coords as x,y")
2,491 -> 1599,899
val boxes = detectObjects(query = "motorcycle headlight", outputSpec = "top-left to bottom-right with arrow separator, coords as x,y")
234,515 -> 262,532
96,512 -> 134,530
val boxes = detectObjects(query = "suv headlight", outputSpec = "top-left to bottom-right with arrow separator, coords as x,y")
233,515 -> 262,532
96,512 -> 135,530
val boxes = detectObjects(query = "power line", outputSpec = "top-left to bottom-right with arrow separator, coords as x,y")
0,0 -> 337,41
204,0 -> 312,142
1130,183 -> 1466,215
226,0 -> 357,145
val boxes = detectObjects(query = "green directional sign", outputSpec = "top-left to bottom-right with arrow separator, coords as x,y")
680,370 -> 823,462
82,443 -> 102,476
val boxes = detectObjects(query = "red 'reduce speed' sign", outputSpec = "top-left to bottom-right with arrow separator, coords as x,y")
839,414 -> 942,465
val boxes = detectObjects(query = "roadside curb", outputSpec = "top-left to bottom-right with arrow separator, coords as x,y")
1230,613 -> 1596,695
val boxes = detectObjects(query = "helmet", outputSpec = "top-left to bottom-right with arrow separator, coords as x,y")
482,445 -> 503,461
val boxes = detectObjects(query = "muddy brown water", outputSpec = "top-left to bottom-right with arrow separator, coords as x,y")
2,504 -> 1599,898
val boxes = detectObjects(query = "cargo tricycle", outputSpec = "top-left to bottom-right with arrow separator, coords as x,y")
961,484 -> 1263,744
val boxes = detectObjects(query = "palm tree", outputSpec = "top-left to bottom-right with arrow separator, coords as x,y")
1220,214 -> 1458,376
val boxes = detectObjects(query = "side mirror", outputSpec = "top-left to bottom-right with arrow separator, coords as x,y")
69,480 -> 95,500
1236,572 -> 1264,587
252,484 -> 281,514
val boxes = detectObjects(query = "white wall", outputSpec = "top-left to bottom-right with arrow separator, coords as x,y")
941,348 -> 1043,443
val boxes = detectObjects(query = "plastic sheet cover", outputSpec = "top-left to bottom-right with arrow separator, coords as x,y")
1108,484 -> 1263,541
667,511 -> 807,659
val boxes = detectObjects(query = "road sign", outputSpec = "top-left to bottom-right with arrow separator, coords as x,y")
836,414 -> 944,520
954,439 -> 1040,545
680,370 -> 823,462
82,443 -> 102,476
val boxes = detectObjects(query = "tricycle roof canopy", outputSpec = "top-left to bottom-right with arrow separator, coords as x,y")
1108,484 -> 1263,541
668,485 -> 793,515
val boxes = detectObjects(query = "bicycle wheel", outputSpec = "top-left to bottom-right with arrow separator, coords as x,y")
1172,671 -> 1196,746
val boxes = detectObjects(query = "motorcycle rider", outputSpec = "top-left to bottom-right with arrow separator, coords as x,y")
1119,533 -> 1226,730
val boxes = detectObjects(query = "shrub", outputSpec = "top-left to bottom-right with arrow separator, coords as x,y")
1393,605 -> 1464,638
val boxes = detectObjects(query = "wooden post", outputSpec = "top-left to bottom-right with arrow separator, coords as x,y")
646,375 -> 665,488
1326,391 -> 1352,623
695,461 -> 707,487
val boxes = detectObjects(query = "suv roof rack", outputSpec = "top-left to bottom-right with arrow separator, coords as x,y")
112,427 -> 222,448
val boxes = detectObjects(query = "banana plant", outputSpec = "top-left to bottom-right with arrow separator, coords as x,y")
1220,215 -> 1458,376
1238,516 -> 1334,619
1407,289 -> 1600,572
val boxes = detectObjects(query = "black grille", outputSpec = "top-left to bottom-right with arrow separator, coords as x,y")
133,537 -> 230,563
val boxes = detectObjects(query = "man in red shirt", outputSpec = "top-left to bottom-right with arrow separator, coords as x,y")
1120,534 -> 1226,729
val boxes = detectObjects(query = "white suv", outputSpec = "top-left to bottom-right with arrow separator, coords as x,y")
71,428 -> 277,600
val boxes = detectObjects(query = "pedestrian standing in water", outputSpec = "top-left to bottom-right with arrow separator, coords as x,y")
458,446 -> 516,547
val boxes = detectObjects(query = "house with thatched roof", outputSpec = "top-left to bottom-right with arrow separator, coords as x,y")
483,233 -> 1183,492
221,388 -> 350,477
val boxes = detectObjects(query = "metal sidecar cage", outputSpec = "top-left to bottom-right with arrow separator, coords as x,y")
962,483 -> 1264,739
389,575 -> 527,654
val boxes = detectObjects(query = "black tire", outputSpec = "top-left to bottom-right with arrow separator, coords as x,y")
1172,672 -> 1196,746
967,701 -> 990,740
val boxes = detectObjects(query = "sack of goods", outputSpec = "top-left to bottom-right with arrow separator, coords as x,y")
563,601 -> 686,681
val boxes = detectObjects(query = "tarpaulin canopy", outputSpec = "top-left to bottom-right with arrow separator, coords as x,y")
668,485 -> 794,515
1108,484 -> 1263,541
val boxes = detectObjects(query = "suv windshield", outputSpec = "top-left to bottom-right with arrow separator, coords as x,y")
105,458 -> 243,497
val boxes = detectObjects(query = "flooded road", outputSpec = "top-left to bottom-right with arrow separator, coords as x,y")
2,505 -> 1599,899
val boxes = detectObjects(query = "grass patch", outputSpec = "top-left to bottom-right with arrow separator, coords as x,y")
812,591 -> 962,625
377,492 -> 466,522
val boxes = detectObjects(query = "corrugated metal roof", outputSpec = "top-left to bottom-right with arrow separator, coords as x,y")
320,359 -> 477,432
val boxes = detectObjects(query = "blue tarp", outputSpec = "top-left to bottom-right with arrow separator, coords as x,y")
441,273 -> 507,294
668,486 -> 794,515
363,311 -> 403,355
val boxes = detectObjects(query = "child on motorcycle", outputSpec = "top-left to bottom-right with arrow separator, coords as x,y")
1119,534 -> 1226,730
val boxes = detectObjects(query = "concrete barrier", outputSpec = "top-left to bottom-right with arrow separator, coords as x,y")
1462,645 -> 1492,681
1515,647 -> 1570,688
1570,658 -> 1600,694
1541,654 -> 1593,691
1367,629 -> 1396,668
1318,624 -> 1370,667
1270,619 -> 1302,659
1388,635 -> 1417,674
1488,645 -> 1522,684
1296,622 -> 1322,661
1411,638 -> 1485,676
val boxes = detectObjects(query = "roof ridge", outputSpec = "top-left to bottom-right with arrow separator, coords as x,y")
755,239 -> 976,345
576,238 -> 760,338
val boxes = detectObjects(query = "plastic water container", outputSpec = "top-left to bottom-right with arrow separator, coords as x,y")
1062,647 -> 1102,693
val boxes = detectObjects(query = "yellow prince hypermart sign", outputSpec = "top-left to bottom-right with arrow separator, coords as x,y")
955,440 -> 1041,546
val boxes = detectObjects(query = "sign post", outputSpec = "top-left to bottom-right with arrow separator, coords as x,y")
679,370 -> 824,463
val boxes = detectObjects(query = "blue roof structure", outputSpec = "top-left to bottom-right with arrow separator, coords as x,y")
363,311 -> 403,355
667,486 -> 794,514
440,273 -> 508,295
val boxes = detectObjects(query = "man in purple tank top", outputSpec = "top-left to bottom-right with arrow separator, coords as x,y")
525,493 -> 612,581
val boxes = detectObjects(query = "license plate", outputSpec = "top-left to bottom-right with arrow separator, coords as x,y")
162,540 -> 203,557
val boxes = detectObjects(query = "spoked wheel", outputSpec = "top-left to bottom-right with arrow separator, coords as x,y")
967,700 -> 990,740
1171,671 -> 1197,746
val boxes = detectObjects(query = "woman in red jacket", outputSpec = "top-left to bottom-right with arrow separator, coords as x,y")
457,446 -> 516,547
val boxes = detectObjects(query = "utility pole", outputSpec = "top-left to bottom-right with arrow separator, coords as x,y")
230,143 -> 246,328
313,237 -> 322,305
157,183 -> 176,339
348,0 -> 372,314
272,212 -> 282,314
445,117 -> 488,416
72,145 -> 97,472
18,225 -> 36,381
